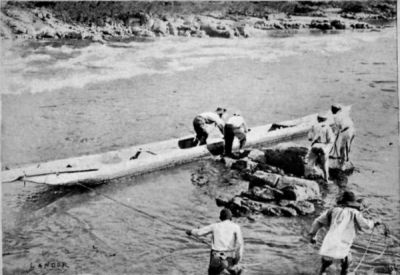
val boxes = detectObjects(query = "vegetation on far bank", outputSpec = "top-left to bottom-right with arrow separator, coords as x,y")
0,1 -> 396,41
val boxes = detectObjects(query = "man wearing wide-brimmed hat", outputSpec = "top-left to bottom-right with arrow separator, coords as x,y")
331,104 -> 355,164
307,113 -> 335,182
308,190 -> 380,275
193,107 -> 227,145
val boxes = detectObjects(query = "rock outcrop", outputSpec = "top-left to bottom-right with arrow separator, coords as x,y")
0,2 -> 392,41
216,141 -> 355,218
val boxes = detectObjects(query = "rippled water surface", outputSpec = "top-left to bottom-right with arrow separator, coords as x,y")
2,27 -> 399,274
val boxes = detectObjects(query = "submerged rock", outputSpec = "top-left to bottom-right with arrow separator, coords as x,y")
279,200 -> 315,215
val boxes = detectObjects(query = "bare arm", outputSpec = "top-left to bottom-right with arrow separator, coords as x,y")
190,224 -> 214,237
309,210 -> 330,240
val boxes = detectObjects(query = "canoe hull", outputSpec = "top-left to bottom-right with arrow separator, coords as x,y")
2,107 -> 350,186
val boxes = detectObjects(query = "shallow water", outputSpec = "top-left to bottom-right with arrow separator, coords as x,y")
2,27 -> 399,274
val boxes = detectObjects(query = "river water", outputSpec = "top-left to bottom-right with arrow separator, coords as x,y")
2,27 -> 399,274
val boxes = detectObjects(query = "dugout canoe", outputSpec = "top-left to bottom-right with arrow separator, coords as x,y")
1,106 -> 350,186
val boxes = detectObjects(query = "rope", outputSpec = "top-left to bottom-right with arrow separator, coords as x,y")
370,224 -> 390,262
352,227 -> 376,273
76,182 -> 210,246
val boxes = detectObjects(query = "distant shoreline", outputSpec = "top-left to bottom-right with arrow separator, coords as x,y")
1,1 -> 396,43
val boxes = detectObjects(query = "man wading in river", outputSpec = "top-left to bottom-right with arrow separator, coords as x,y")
331,104 -> 355,164
186,208 -> 244,275
307,113 -> 335,182
193,108 -> 226,145
308,191 -> 380,275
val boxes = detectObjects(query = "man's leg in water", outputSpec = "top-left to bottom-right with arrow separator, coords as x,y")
320,257 -> 333,275
340,256 -> 350,275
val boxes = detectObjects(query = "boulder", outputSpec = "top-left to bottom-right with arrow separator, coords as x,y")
167,21 -> 178,35
247,149 -> 265,163
191,30 -> 207,38
246,170 -> 281,189
200,23 -> 234,38
273,22 -> 285,29
264,143 -> 309,177
330,19 -> 346,30
64,31 -> 82,39
310,19 -> 332,30
36,27 -> 57,39
231,158 -> 258,173
279,200 -> 315,215
216,195 -> 231,207
230,197 -> 252,217
236,24 -> 251,38
152,19 -> 168,36
279,177 -> 321,201
276,175 -> 319,190
241,186 -> 276,202
261,204 -> 297,217
352,22 -> 369,29
304,164 -> 325,180
256,163 -> 284,174
131,26 -> 143,36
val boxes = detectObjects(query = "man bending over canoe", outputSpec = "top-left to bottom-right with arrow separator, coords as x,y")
186,208 -> 244,275
308,113 -> 335,182
193,107 -> 227,145
224,111 -> 248,157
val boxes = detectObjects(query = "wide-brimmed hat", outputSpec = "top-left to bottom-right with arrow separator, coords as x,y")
337,191 -> 362,208
331,104 -> 343,114
317,113 -> 328,121
216,107 -> 227,116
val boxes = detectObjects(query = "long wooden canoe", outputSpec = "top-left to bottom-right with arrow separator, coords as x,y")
1,107 -> 349,186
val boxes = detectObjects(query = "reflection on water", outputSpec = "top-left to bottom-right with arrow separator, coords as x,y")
2,27 -> 399,274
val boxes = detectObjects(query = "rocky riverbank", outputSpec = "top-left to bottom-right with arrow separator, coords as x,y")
213,143 -> 355,218
0,1 -> 396,42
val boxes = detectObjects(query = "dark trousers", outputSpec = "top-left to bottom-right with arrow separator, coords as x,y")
224,125 -> 235,156
208,250 -> 240,275
193,116 -> 208,145
320,256 -> 349,275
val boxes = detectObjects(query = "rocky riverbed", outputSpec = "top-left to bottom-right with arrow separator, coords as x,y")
0,1 -> 396,42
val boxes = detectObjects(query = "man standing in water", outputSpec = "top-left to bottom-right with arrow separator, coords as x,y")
224,111 -> 248,157
193,107 -> 226,145
186,208 -> 244,275
308,190 -> 380,275
331,104 -> 355,164
307,114 -> 335,182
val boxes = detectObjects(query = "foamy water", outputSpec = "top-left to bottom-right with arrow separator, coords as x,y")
0,29 -> 392,94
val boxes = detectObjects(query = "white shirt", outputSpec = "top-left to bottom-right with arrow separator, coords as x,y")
333,110 -> 354,133
227,115 -> 247,131
310,207 -> 374,259
308,123 -> 334,145
191,220 -> 244,256
199,112 -> 225,127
